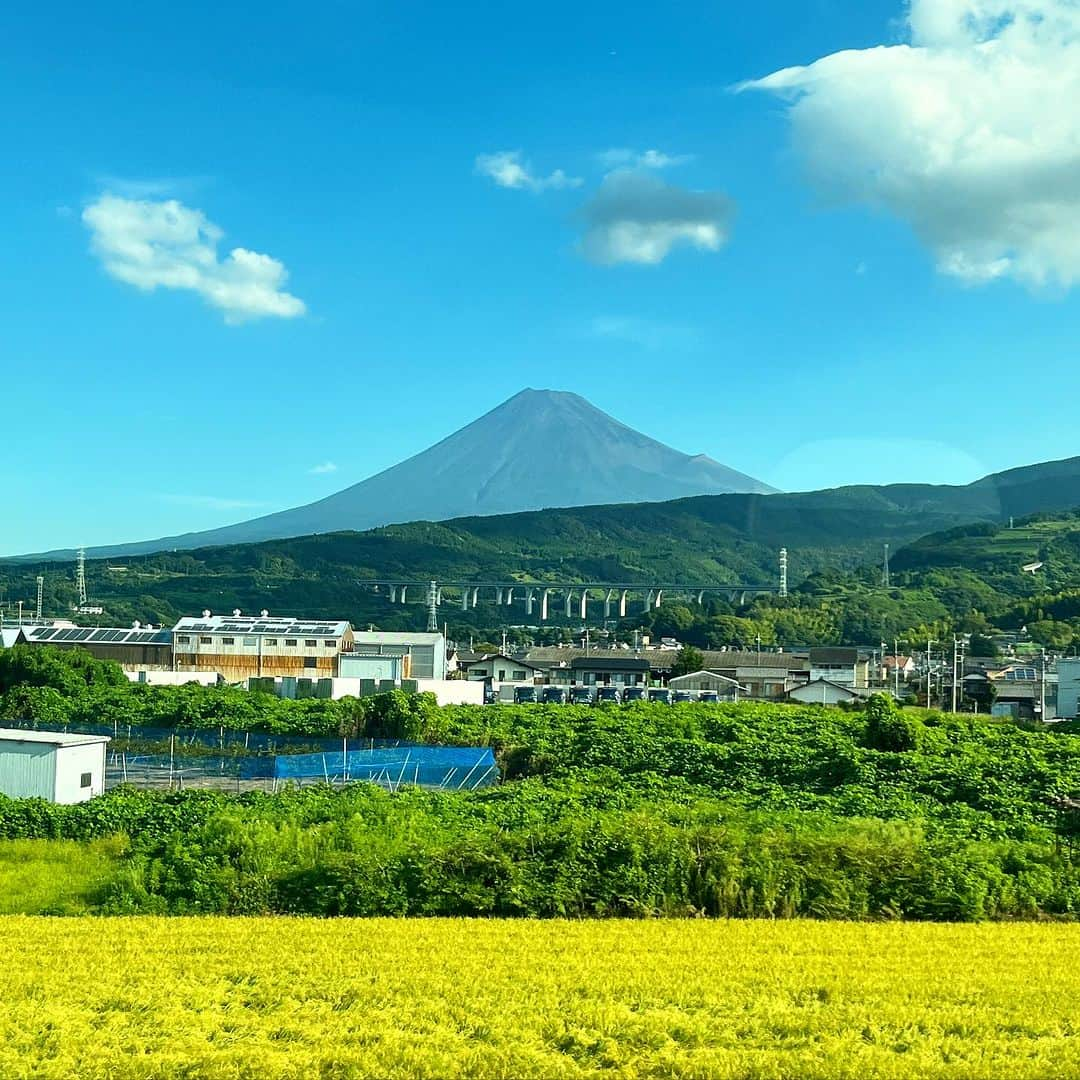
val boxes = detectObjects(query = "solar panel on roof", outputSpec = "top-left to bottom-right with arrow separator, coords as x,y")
35,628 -> 58,641
73,629 -> 93,640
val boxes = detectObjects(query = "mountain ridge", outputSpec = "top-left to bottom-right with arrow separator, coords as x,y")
15,388 -> 775,560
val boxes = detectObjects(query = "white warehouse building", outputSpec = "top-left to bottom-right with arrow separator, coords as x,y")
0,729 -> 110,803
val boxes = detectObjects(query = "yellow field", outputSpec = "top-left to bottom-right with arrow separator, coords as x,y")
2,918 -> 1079,1079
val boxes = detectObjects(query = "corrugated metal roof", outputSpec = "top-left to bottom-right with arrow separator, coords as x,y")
0,728 -> 110,747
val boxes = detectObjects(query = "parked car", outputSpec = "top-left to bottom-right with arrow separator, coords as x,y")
513,685 -> 537,704
540,686 -> 567,704
672,690 -> 695,703
483,686 -> 497,705
570,686 -> 593,705
596,686 -> 621,704
647,688 -> 672,704
623,686 -> 646,702
698,690 -> 720,704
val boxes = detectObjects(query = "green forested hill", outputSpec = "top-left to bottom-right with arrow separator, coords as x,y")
5,462 -> 1080,642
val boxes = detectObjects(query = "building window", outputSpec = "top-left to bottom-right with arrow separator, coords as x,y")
243,636 -> 257,646
80,772 -> 92,789
221,637 -> 235,645
305,639 -> 317,648
285,639 -> 297,647
304,657 -> 317,669
324,640 -> 336,648
265,638 -> 277,646
176,635 -> 190,644
513,670 -> 527,681
199,636 -> 212,645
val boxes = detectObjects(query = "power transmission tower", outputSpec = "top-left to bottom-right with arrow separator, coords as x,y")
779,548 -> 788,598
35,576 -> 43,621
882,543 -> 891,588
75,548 -> 87,607
426,580 -> 439,632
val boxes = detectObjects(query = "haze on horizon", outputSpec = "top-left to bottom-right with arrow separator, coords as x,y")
4,0 -> 1080,552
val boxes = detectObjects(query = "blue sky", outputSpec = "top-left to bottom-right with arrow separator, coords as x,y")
4,0 -> 1080,553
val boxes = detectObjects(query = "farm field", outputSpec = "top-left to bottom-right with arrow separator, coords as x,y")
2,918 -> 1080,1079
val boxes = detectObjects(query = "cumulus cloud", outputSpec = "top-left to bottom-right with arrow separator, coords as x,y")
742,0 -> 1080,289
308,461 -> 338,475
475,151 -> 582,192
579,170 -> 733,265
596,148 -> 694,169
82,194 -> 306,323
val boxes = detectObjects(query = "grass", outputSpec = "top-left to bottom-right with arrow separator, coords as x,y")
0,838 -> 125,915
1,918 -> 1079,1078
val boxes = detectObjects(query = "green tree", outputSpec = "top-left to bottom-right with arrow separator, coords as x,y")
671,645 -> 705,678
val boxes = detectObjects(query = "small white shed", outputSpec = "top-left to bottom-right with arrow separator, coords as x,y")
0,729 -> 110,803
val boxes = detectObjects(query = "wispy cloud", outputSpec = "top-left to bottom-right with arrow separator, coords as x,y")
308,461 -> 338,475
83,194 -> 306,324
157,494 -> 268,510
596,148 -> 694,170
579,170 -> 734,265
92,174 -> 210,200
588,315 -> 701,350
475,151 -> 583,193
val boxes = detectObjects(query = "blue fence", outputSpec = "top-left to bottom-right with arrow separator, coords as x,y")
248,746 -> 498,789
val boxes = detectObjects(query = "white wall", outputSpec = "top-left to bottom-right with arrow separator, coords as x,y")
415,679 -> 485,706
787,682 -> 855,706
125,671 -> 221,687
53,742 -> 107,804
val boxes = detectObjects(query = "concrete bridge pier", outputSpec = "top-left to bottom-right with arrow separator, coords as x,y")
400,586 -> 407,604
505,587 -> 514,606
471,587 -> 480,609
580,591 -> 588,620
654,589 -> 663,608
541,589 -> 551,621
389,585 -> 398,604
564,591 -> 574,618
620,590 -> 628,618
604,589 -> 615,619
496,587 -> 504,605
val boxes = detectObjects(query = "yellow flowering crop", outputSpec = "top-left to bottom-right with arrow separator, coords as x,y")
1,917 -> 1078,1079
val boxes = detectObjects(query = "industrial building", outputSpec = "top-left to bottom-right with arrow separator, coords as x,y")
172,614 -> 354,682
0,728 -> 109,803
15,624 -> 173,668
348,631 -> 447,681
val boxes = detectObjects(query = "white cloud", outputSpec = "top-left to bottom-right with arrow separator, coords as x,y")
588,315 -> 701,350
475,151 -> 583,192
82,194 -> 306,323
157,494 -> 268,510
309,461 -> 338,475
596,148 -> 694,169
742,0 -> 1080,289
579,170 -> 734,265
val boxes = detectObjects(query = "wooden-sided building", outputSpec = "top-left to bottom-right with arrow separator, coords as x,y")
172,613 -> 354,682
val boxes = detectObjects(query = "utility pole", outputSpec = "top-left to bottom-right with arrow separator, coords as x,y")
882,544 -> 890,588
894,636 -> 899,698
1040,648 -> 1047,722
926,638 -> 935,710
34,576 -> 43,622
951,635 -> 967,713
779,548 -> 788,598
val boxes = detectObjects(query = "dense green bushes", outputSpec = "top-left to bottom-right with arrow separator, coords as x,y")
5,648 -> 1080,919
